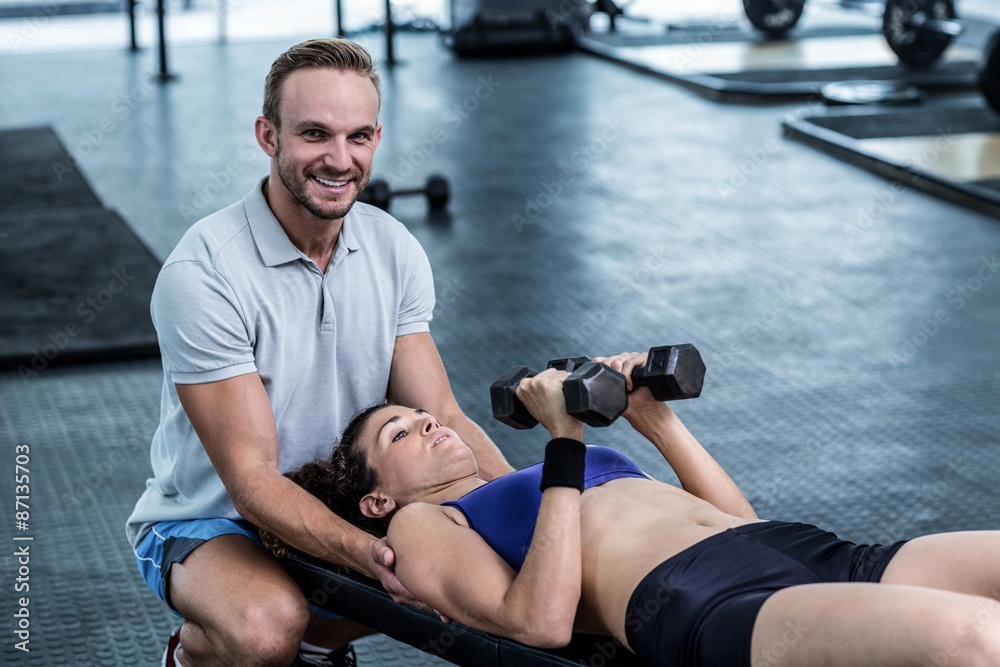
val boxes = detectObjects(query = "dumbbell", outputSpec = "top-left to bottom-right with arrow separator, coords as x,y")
490,344 -> 707,429
557,345 -> 706,424
742,0 -> 807,38
491,356 -> 616,429
882,0 -> 962,68
490,362 -> 627,429
358,174 -> 449,212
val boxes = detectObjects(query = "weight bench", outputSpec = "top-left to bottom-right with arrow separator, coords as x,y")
285,552 -> 643,666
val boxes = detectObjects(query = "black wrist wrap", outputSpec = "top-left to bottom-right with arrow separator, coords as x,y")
539,438 -> 587,492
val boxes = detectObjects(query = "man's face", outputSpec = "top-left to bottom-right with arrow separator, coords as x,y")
271,68 -> 381,221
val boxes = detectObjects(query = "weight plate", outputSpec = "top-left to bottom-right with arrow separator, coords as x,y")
361,179 -> 391,211
426,174 -> 449,210
882,0 -> 956,68
981,29 -> 1000,115
821,80 -> 925,106
743,0 -> 806,37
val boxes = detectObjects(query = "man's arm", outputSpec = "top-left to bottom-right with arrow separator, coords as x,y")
387,333 -> 514,480
176,373 -> 382,576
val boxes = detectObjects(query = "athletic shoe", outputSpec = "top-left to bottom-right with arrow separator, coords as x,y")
294,643 -> 358,667
161,627 -> 182,667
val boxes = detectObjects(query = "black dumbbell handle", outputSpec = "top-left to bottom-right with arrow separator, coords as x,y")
385,175 -> 448,198
547,356 -> 591,372
390,187 -> 427,196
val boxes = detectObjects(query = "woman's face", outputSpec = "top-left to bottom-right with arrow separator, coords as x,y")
360,405 -> 478,505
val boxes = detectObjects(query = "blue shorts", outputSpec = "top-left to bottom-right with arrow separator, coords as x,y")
133,518 -> 342,620
624,521 -> 908,667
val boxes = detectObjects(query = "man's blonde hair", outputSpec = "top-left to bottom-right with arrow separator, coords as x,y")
262,38 -> 381,126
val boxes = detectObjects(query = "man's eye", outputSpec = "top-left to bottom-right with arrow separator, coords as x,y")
304,129 -> 321,138
391,430 -> 407,442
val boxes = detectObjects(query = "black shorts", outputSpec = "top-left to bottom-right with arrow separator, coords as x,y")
623,521 -> 908,667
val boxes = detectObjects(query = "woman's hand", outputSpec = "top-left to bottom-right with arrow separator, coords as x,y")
516,369 -> 584,441
592,352 -> 673,427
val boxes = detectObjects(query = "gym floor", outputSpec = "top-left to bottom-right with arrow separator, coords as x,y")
1,2 -> 999,664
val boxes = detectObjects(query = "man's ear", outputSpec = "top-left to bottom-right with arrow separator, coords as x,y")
359,490 -> 397,519
255,116 -> 278,157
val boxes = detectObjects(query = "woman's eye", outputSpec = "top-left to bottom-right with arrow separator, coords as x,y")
391,430 -> 407,443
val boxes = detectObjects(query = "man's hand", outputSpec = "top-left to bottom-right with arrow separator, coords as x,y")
372,538 -> 451,622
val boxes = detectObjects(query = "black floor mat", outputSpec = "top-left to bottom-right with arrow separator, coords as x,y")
783,99 -> 1000,218
0,126 -> 103,211
0,127 -> 161,371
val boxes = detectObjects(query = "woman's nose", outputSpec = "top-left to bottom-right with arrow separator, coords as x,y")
421,414 -> 438,434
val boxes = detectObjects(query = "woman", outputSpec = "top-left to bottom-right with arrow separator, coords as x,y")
269,352 -> 1000,666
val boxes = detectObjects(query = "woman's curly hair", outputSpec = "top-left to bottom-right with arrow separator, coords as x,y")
261,402 -> 391,558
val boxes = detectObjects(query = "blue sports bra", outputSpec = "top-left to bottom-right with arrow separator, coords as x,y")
442,445 -> 648,571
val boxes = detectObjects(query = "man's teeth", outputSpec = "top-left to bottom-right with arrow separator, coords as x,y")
315,176 -> 348,187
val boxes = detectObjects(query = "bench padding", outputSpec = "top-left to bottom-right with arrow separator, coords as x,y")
284,552 -> 644,666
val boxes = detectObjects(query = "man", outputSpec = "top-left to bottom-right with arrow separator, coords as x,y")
127,38 -> 512,667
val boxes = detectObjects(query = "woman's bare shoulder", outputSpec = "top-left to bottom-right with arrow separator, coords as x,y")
389,502 -> 470,541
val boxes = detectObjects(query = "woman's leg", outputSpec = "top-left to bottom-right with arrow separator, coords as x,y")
750,583 -> 1000,667
880,531 -> 1000,599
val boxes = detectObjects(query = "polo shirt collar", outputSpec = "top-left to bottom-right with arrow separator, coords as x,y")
245,177 -> 361,268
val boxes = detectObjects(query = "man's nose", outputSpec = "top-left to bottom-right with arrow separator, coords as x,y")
322,139 -> 352,172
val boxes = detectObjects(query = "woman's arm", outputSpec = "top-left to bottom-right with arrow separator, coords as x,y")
389,488 -> 581,648
595,353 -> 757,519
390,369 -> 586,648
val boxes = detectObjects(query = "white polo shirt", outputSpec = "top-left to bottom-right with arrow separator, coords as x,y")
127,178 -> 435,546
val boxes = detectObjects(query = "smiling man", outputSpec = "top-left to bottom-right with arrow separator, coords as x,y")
127,39 -> 512,667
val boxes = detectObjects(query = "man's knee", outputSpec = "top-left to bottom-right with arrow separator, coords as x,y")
230,589 -> 310,665
180,586 -> 309,666
168,533 -> 312,664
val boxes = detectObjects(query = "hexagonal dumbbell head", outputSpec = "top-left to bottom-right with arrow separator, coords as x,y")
490,366 -> 539,429
562,362 -> 629,427
633,344 -> 705,401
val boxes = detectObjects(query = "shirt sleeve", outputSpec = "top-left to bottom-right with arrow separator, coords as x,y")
151,260 -> 257,384
396,233 -> 436,337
